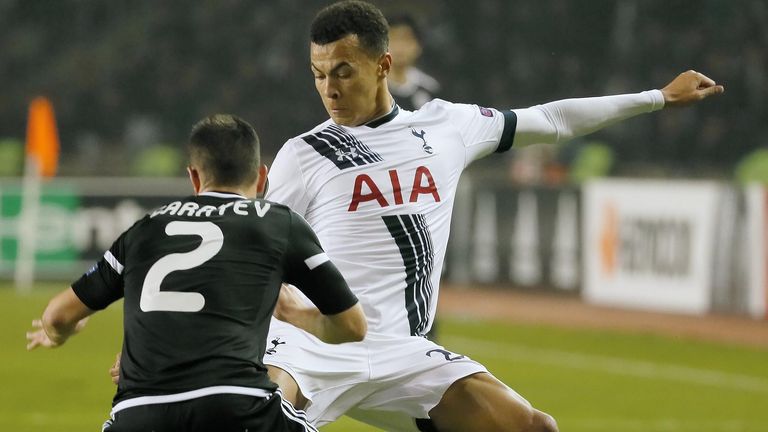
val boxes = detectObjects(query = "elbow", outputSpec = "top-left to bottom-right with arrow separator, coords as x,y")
347,317 -> 367,342
345,304 -> 367,342
331,315 -> 366,344
325,304 -> 367,344
336,326 -> 365,344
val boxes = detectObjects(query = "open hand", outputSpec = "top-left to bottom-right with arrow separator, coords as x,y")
26,317 -> 89,350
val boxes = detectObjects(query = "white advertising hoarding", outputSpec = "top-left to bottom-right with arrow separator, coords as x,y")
745,184 -> 767,319
583,179 -> 721,314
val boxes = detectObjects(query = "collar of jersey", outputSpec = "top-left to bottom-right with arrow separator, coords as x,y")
199,191 -> 247,200
362,103 -> 400,128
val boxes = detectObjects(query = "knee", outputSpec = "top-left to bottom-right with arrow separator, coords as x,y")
515,408 -> 558,432
529,410 -> 558,432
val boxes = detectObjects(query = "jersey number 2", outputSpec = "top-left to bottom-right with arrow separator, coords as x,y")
140,221 -> 224,312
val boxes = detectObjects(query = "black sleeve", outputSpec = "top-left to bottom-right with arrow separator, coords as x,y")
495,110 -> 518,153
71,232 -> 126,310
282,211 -> 359,315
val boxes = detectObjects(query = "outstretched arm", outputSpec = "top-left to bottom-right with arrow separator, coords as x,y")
26,287 -> 93,350
512,70 -> 724,148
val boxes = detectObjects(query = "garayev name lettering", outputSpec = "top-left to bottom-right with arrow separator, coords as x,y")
151,200 -> 271,218
349,166 -> 440,211
619,217 -> 691,277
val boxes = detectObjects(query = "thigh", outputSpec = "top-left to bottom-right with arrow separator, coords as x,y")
357,336 -> 487,419
341,337 -> 489,430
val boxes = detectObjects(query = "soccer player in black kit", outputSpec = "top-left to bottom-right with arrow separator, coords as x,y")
26,114 -> 367,432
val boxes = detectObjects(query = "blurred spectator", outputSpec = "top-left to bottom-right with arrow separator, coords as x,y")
131,145 -> 183,177
568,141 -> 615,184
735,147 -> 768,184
0,138 -> 23,176
387,14 -> 441,111
1,1 -> 763,177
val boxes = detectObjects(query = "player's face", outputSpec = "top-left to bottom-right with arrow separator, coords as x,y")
311,34 -> 390,126
389,25 -> 422,68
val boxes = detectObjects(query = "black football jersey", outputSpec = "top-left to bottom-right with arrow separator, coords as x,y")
71,191 -> 357,406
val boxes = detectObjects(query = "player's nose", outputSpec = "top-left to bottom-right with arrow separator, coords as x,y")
322,79 -> 340,99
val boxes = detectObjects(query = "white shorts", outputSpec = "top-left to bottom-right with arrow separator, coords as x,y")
264,319 -> 488,429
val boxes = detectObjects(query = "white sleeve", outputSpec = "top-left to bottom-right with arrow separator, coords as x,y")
511,90 -> 665,147
265,141 -> 311,216
437,100 -> 516,166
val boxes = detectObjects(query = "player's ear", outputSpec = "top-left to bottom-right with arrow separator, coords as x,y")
378,53 -> 392,78
187,166 -> 202,195
256,164 -> 269,197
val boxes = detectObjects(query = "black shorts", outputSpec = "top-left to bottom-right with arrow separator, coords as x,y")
103,392 -> 315,432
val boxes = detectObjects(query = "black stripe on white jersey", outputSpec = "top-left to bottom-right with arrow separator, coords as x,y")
383,214 -> 435,336
326,125 -> 383,164
301,126 -> 382,170
302,133 -> 354,170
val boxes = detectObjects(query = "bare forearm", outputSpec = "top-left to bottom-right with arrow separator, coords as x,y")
41,312 -> 79,346
276,305 -> 328,341
276,304 -> 365,344
42,288 -> 93,346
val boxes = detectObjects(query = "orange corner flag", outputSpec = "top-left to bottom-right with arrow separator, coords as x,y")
25,96 -> 60,177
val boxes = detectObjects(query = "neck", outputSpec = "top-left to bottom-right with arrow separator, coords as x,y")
362,89 -> 394,125
199,185 -> 249,198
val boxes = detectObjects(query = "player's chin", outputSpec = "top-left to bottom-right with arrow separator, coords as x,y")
330,113 -> 356,126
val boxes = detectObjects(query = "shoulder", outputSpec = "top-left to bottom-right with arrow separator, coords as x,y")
148,196 -> 190,217
413,98 -> 474,119
418,98 -> 497,119
416,98 -> 452,113
123,214 -> 153,235
250,200 -> 312,236
219,199 -> 294,236
256,198 -> 291,214
226,198 -> 293,222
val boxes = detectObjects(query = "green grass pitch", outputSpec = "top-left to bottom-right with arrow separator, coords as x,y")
3,284 -> 767,431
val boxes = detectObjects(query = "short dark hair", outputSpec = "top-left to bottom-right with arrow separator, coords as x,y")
188,114 -> 260,187
310,1 -> 389,57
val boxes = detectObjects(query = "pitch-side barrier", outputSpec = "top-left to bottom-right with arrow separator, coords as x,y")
1,177 -> 764,319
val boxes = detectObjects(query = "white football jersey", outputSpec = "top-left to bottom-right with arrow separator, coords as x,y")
267,99 -> 516,337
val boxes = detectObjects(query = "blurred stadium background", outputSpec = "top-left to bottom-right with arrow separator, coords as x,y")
2,0 -> 767,431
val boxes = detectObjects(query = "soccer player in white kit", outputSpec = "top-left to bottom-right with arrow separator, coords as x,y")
265,2 -> 724,431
